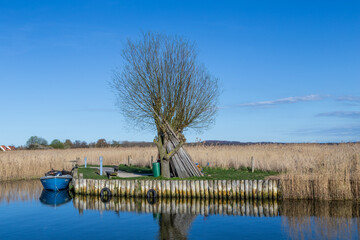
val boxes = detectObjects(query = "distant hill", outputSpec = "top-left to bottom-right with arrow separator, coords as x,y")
187,140 -> 360,146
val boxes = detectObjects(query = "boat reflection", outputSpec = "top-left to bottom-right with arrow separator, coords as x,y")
39,189 -> 72,207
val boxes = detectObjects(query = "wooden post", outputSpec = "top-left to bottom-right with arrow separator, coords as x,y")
166,181 -> 171,198
251,156 -> 254,173
240,180 -> 245,199
200,180 -> 205,198
268,179 -> 273,200
263,180 -> 269,200
204,180 -> 209,199
213,180 -> 218,199
181,181 -> 186,198
277,180 -> 282,199
252,180 -> 257,199
231,180 -> 236,199
190,181 -> 196,198
227,180 -> 232,199
120,180 -> 126,197
195,181 -> 200,198
222,180 -> 227,200
273,180 -> 277,200
171,181 -> 176,198
151,156 -> 154,168
208,180 -> 214,199
156,180 -> 162,198
257,180 -> 263,200
125,180 -> 130,197
244,180 -> 249,199
116,180 -> 121,196
248,180 -> 253,199
161,180 -> 166,198
178,181 -> 183,198
128,155 -> 131,166
186,180 -> 191,198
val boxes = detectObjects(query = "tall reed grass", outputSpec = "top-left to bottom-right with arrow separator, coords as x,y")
1,143 -> 359,199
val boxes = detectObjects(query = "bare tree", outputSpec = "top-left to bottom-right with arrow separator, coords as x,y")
112,32 -> 219,177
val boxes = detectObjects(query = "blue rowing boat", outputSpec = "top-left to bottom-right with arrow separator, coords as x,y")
40,170 -> 72,191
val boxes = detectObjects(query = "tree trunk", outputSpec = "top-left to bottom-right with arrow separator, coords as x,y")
161,159 -> 171,178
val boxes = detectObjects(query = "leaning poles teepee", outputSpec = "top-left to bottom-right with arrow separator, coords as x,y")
151,108 -> 203,178
164,123 -> 203,178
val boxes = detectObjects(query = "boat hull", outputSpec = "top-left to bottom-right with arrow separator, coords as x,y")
40,175 -> 72,191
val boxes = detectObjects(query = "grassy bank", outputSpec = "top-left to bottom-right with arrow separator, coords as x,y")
1,143 -> 359,199
77,165 -> 278,180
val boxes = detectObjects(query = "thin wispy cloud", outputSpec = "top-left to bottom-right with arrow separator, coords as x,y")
316,111 -> 360,118
336,96 -> 360,102
238,94 -> 324,107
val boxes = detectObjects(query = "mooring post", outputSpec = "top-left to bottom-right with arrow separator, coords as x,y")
84,157 -> 87,168
99,156 -> 103,176
251,156 -> 254,173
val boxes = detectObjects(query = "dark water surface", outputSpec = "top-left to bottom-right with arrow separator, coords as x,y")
0,180 -> 359,240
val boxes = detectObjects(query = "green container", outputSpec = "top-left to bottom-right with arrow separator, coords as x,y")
152,162 -> 161,177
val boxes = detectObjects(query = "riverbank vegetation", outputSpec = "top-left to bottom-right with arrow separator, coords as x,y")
1,143 -> 359,199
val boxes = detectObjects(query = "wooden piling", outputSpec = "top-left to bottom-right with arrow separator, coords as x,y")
227,180 -> 232,199
190,181 -> 196,198
204,180 -> 209,199
186,180 -> 191,198
208,180 -> 214,199
244,180 -> 249,199
252,180 -> 257,199
272,180 -> 277,200
222,180 -> 227,200
257,180 -> 263,200
166,181 -> 171,198
249,180 -> 253,199
240,180 -> 245,199
213,180 -> 218,199
263,180 -> 268,200
195,181 -> 200,198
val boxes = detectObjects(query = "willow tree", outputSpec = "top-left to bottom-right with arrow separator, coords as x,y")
112,32 -> 219,177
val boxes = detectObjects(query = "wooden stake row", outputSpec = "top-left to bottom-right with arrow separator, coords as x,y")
73,179 -> 282,200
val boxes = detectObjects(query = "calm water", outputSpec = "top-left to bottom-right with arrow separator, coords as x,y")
0,180 -> 359,240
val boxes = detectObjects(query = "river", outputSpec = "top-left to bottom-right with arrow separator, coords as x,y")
0,180 -> 359,239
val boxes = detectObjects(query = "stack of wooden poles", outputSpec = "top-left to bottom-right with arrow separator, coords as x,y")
165,125 -> 203,178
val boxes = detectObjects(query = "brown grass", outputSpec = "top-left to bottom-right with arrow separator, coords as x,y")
1,143 -> 359,199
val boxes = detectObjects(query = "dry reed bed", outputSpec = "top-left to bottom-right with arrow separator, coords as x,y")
1,143 -> 359,199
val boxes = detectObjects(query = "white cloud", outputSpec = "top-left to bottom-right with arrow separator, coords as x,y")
238,94 -> 324,107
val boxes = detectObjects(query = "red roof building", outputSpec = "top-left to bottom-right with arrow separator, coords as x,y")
0,145 -> 16,151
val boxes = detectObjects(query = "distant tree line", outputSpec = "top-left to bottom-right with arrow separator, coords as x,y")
23,136 -> 155,149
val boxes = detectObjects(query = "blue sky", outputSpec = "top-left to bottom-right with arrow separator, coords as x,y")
1,0 -> 359,146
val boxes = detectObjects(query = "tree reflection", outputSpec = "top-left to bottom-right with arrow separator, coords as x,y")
158,213 -> 196,240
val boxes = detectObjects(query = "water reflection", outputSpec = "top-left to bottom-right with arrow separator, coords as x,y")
0,180 -> 43,203
0,180 -> 359,239
281,200 -> 360,240
72,196 -> 359,239
73,196 -> 280,217
39,189 -> 72,207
